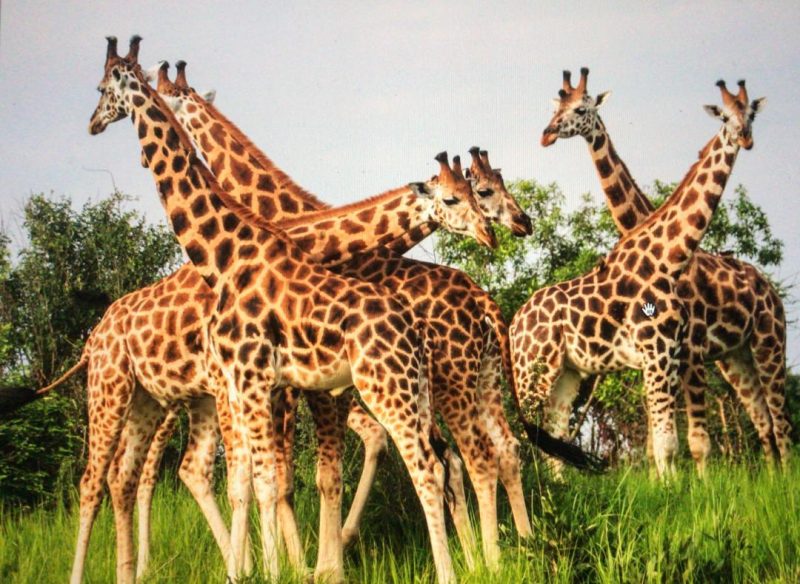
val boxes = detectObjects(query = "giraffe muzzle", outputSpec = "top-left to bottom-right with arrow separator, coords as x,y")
511,213 -> 533,237
541,127 -> 559,147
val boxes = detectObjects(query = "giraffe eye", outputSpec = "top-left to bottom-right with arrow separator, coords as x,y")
477,189 -> 493,198
443,197 -> 459,206
575,107 -> 587,115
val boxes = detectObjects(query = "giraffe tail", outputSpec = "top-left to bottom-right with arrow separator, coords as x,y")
479,292 -> 607,473
415,320 -> 454,504
0,357 -> 88,416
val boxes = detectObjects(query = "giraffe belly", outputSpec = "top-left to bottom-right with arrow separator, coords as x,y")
564,326 -> 643,374
277,350 -> 353,391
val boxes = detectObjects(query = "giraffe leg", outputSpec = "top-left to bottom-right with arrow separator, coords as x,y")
355,378 -> 454,584
542,369 -> 582,480
135,409 -> 179,579
272,387 -> 306,572
107,389 -> 165,584
70,364 -> 135,584
478,364 -> 531,539
438,390 -> 499,569
642,354 -> 679,479
234,365 -> 280,579
341,396 -> 388,548
716,354 -> 778,464
680,353 -> 712,476
751,318 -> 792,465
216,386 -> 253,580
175,396 -> 240,572
306,391 -> 346,583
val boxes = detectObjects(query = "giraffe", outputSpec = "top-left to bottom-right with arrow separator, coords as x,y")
150,60 -> 551,572
511,77 -> 766,478
540,67 -> 789,473
48,121 -> 489,584
87,36 -> 460,584
464,146 -> 532,236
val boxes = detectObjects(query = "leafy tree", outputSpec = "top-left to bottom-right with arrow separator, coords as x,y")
0,191 -> 181,505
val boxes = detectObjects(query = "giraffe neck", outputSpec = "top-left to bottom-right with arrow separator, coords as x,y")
126,81 -> 294,292
612,125 -> 739,281
585,118 -> 655,234
278,187 -> 433,265
171,93 -> 441,252
383,223 -> 438,255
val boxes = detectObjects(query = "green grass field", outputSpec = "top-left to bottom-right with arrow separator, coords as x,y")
1,457 -> 798,583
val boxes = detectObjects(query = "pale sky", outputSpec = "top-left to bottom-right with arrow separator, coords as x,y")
1,1 -> 799,366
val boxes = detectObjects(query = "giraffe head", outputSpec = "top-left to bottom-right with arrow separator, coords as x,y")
410,152 -> 497,249
464,147 -> 532,237
152,61 -> 216,114
704,80 -> 765,150
541,67 -> 610,147
89,35 -> 146,135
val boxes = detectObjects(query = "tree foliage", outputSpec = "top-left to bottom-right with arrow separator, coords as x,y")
0,191 -> 181,505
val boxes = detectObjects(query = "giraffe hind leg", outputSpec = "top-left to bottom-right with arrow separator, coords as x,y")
716,354 -> 778,464
70,361 -> 136,584
542,369 -> 582,480
341,397 -> 388,548
477,347 -> 532,538
751,322 -> 792,465
176,396 -> 241,572
136,408 -> 179,579
107,388 -> 166,584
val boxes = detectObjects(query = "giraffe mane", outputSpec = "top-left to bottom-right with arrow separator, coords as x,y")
133,69 -> 299,247
621,132 -> 718,240
278,186 -> 413,228
197,96 -> 330,211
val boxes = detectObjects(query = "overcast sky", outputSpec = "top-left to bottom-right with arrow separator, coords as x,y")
1,1 -> 799,366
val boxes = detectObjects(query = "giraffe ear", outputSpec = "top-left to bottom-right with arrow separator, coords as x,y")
751,97 -> 767,114
162,95 -> 181,112
551,97 -> 561,109
408,182 -> 432,197
202,89 -> 217,103
143,62 -> 163,84
703,104 -> 723,119
595,91 -> 611,107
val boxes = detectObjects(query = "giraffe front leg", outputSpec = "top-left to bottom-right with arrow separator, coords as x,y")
136,408 -> 179,579
643,356 -> 679,479
680,353 -> 711,476
306,391 -> 346,583
342,397 -> 388,548
272,387 -> 306,572
214,385 -> 254,576
234,362 -> 280,580
216,386 -> 253,580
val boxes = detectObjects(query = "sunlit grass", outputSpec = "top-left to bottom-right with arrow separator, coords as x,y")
1,457 -> 799,583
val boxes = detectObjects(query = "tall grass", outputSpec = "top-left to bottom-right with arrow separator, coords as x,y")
1,457 -> 798,583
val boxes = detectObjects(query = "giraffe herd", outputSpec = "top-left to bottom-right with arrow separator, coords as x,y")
4,36 -> 788,584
